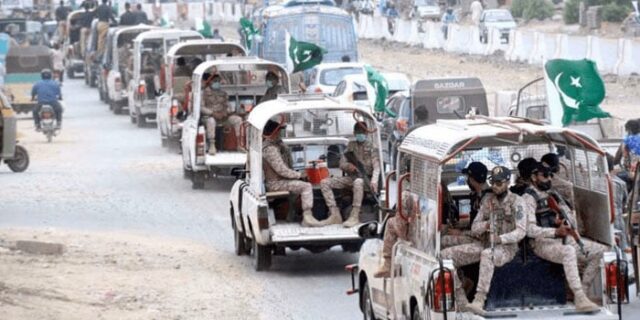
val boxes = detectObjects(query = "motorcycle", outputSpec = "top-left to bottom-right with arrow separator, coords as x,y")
38,104 -> 59,142
1,94 -> 30,172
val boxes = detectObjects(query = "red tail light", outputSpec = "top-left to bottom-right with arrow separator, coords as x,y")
196,132 -> 205,156
137,83 -> 146,95
396,119 -> 408,134
314,87 -> 323,93
433,270 -> 454,312
170,101 -> 179,125
606,262 -> 625,303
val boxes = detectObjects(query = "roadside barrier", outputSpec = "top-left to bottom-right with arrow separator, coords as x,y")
528,32 -> 560,65
588,36 -> 620,75
223,3 -> 234,23
212,2 -> 225,22
556,34 -> 589,60
615,39 -> 640,76
506,30 -> 535,62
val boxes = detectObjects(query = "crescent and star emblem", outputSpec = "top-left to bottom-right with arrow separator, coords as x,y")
553,72 -> 579,110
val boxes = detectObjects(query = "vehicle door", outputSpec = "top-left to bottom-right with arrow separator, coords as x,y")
242,125 -> 264,239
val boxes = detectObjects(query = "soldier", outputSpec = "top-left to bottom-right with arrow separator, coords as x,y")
443,166 -> 526,315
509,157 -> 538,196
373,191 -> 419,278
262,120 -> 322,227
173,57 -> 192,77
258,72 -> 285,104
319,122 -> 380,227
540,153 -> 575,205
201,74 -> 242,155
118,43 -> 132,84
441,161 -> 490,248
522,162 -> 601,312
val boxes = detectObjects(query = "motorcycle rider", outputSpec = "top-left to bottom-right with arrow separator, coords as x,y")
31,69 -> 63,130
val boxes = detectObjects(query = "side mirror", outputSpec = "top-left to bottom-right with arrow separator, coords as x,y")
358,221 -> 379,239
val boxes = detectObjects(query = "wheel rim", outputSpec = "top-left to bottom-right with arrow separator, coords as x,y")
7,146 -> 29,172
363,282 -> 374,320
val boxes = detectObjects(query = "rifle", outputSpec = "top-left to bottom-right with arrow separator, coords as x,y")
489,202 -> 496,262
547,193 -> 586,255
344,150 -> 380,205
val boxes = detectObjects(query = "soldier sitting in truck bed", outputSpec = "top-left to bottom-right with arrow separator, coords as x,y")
200,74 -> 242,155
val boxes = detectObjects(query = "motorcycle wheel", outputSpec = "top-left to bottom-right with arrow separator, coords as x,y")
6,145 -> 30,173
46,131 -> 53,143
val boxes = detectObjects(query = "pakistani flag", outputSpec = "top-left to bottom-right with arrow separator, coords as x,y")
544,59 -> 610,127
196,18 -> 213,38
285,32 -> 326,73
365,65 -> 390,115
239,17 -> 258,50
160,14 -> 171,28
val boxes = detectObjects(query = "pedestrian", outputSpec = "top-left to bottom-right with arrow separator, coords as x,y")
55,1 -> 70,40
51,43 -> 65,84
262,119 -> 321,227
200,74 -> 242,155
134,3 -> 149,25
521,161 -> 603,312
441,8 -> 456,39
119,2 -> 137,26
444,166 -> 527,314
79,3 -> 94,57
319,122 -> 380,227
470,0 -> 483,26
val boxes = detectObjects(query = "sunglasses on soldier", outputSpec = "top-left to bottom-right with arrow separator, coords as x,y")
490,180 -> 507,187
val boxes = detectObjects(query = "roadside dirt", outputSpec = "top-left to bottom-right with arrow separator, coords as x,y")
0,228 -> 261,320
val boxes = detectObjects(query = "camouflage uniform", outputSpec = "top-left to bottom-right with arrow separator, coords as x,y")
320,140 -> 380,210
118,46 -> 131,83
374,192 -> 418,277
551,175 -> 575,206
201,86 -> 242,146
612,175 -> 629,250
259,85 -> 285,104
263,139 -> 313,211
522,187 -> 607,293
442,192 -> 526,299
441,186 -> 490,249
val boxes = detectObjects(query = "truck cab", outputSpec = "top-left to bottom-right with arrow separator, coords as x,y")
229,94 -> 385,271
353,117 -> 624,320
129,29 -> 203,127
181,57 -> 289,189
157,40 -> 247,148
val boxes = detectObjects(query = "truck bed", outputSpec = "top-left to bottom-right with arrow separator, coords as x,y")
270,222 -> 360,244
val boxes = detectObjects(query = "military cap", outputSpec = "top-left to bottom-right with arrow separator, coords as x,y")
489,166 -> 511,182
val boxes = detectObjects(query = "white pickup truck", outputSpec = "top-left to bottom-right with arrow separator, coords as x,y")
229,94 -> 385,271
157,40 -> 246,148
349,117 -> 625,320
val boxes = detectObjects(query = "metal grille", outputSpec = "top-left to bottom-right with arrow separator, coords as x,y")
588,151 -> 607,194
410,157 -> 438,200
277,109 -> 376,139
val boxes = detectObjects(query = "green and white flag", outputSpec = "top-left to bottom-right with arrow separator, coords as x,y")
285,32 -> 326,73
365,65 -> 390,115
544,59 -> 610,127
239,17 -> 258,50
160,14 -> 171,28
196,18 -> 213,38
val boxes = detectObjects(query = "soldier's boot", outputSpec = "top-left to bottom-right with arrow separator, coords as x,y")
456,287 -> 470,311
342,206 -> 361,228
302,210 -> 322,228
373,257 -> 391,278
320,206 -> 343,226
208,145 -> 216,155
467,292 -> 487,315
574,290 -> 599,313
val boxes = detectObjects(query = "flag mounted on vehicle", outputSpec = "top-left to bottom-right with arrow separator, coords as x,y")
285,32 -> 326,73
544,59 -> 610,127
365,65 -> 390,116
239,17 -> 258,50
196,18 -> 212,38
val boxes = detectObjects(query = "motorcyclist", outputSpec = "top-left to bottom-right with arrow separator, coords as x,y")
31,69 -> 63,130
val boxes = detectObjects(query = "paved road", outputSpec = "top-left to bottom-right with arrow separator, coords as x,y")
0,79 -> 361,319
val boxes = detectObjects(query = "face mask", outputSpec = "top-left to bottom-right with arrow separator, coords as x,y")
266,80 -> 274,88
278,128 -> 286,139
211,82 -> 221,89
536,180 -> 552,191
355,134 -> 366,142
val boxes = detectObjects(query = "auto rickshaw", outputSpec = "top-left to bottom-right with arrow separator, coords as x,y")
0,91 -> 30,173
4,45 -> 54,114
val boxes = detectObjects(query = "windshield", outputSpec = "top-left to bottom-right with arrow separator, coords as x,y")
320,68 -> 363,86
414,0 -> 437,6
484,10 -> 514,22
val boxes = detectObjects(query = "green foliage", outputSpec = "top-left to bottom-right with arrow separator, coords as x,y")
564,0 -> 581,24
601,3 -> 631,22
511,0 -> 526,18
522,0 -> 555,21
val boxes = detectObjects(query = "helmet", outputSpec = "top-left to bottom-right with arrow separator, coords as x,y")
41,68 -> 52,80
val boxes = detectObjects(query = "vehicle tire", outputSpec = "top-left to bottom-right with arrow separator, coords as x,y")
253,238 -> 272,271
341,243 -> 362,253
46,131 -> 53,143
6,145 -> 29,173
99,89 -> 105,102
68,70 -> 74,79
191,172 -> 205,189
183,168 -> 192,179
90,75 -> 97,88
130,115 -> 136,124
161,137 -> 168,148
137,113 -> 146,128
362,280 -> 377,320
232,216 -> 248,256
113,102 -> 122,115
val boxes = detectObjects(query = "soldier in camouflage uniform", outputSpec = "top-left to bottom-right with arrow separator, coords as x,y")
201,74 -> 243,155
118,44 -> 132,85
373,191 -> 419,278
319,122 -> 380,227
446,166 -> 526,315
541,153 -> 575,206
522,162 -> 600,312
262,120 -> 322,227
258,72 -> 286,104
441,161 -> 490,248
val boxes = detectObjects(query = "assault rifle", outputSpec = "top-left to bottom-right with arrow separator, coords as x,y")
344,150 -> 380,205
547,192 -> 586,255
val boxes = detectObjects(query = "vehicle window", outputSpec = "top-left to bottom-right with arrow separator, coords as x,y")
436,96 -> 465,114
414,0 -> 437,6
485,10 -> 513,22
525,105 -> 547,120
320,68 -> 363,86
352,82 -> 368,100
399,99 -> 411,119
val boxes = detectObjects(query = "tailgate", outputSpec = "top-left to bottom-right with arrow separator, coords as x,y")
270,222 -> 360,244
479,305 -> 617,320
205,152 -> 246,166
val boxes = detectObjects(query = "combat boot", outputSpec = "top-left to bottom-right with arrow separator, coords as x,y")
373,258 -> 391,278
456,287 -> 470,312
302,210 -> 322,227
342,206 -> 361,227
208,145 -> 217,155
320,206 -> 343,226
574,290 -> 599,313
466,292 -> 487,315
